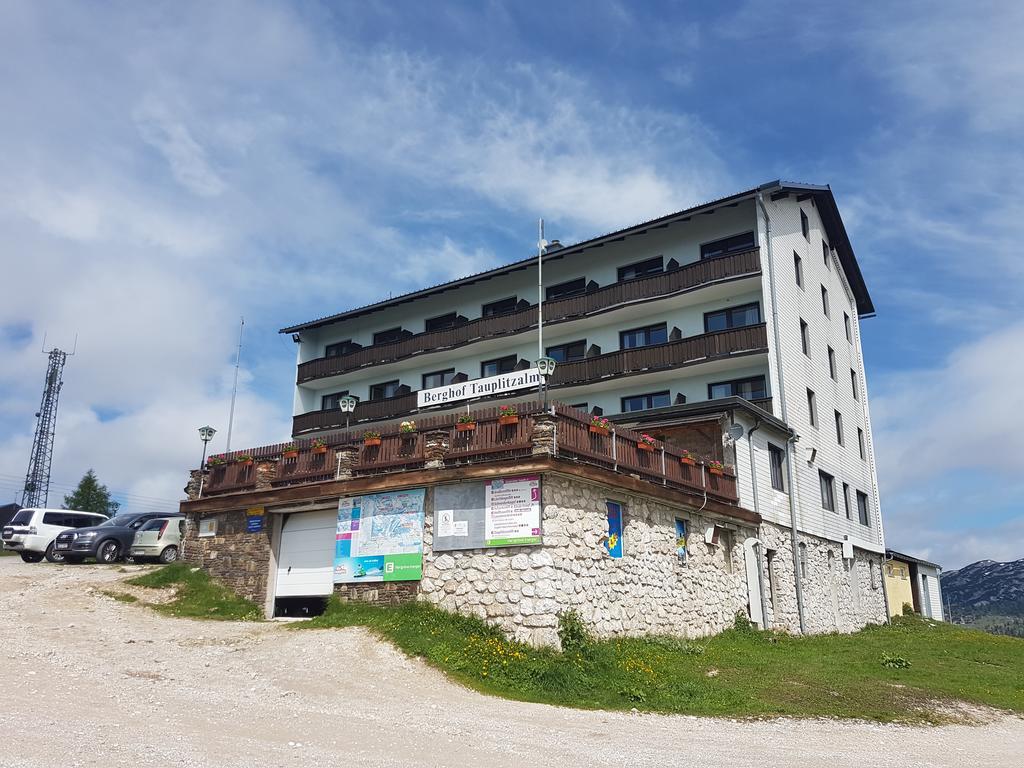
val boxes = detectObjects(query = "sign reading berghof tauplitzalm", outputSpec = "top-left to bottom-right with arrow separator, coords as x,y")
417,368 -> 541,408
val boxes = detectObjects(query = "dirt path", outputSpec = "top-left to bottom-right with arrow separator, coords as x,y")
1,559 -> 1020,768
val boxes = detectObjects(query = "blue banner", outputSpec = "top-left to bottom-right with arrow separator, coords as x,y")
606,501 -> 623,558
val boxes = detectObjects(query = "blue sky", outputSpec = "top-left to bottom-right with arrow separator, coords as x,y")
1,1 -> 1021,569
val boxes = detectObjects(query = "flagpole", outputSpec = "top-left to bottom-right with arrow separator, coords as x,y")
225,316 -> 244,453
537,218 -> 545,360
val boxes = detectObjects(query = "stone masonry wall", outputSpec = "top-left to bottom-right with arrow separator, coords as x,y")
419,473 -> 757,647
182,511 -> 272,605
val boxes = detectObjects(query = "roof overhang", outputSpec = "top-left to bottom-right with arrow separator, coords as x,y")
886,549 -> 942,570
611,396 -> 790,435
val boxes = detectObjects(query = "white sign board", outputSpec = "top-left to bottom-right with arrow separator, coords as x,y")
417,368 -> 541,408
484,475 -> 542,546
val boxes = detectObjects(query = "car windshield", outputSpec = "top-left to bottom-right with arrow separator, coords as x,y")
140,518 -> 168,531
10,509 -> 32,525
99,515 -> 135,527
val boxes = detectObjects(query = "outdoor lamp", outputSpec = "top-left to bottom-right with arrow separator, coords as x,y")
198,425 -> 216,469
535,356 -> 557,407
339,395 -> 358,429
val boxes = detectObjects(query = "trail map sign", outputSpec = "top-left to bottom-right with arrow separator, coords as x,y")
333,488 -> 425,583
433,476 -> 542,551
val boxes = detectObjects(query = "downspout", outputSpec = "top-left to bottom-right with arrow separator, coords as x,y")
757,189 -> 807,634
746,417 -> 769,628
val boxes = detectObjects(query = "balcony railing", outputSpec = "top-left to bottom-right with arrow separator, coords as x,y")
296,247 -> 761,383
202,400 -> 739,504
292,323 -> 769,434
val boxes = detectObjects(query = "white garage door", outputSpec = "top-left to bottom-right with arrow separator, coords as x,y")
275,510 -> 337,598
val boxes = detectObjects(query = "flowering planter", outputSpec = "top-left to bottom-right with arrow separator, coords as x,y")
680,457 -> 696,466
456,423 -> 477,432
637,443 -> 655,452
311,446 -> 328,455
237,460 -> 254,466
400,432 -> 417,439
362,438 -> 381,447
282,450 -> 299,459
498,415 -> 520,426
709,467 -> 724,476
589,426 -> 609,436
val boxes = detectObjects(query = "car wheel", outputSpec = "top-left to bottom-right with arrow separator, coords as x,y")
19,551 -> 44,563
44,542 -> 66,564
97,539 -> 122,564
158,545 -> 179,564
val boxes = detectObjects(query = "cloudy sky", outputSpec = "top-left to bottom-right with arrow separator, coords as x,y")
1,1 -> 1020,570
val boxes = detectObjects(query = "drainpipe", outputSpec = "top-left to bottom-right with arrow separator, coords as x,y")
746,417 -> 769,628
757,189 -> 807,634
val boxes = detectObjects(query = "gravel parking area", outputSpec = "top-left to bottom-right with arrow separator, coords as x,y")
1,559 -> 1020,768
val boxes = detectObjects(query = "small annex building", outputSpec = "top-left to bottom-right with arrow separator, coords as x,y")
884,549 -> 944,620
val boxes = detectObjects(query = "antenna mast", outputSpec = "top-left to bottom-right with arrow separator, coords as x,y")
225,316 -> 244,453
22,346 -> 71,508
537,219 -> 546,360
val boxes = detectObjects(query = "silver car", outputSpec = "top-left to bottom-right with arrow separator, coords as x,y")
129,517 -> 184,563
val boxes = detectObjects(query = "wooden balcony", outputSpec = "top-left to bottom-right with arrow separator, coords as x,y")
292,323 -> 769,434
296,248 -> 761,383
203,400 -> 740,504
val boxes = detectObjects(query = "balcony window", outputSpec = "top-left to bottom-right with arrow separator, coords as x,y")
481,355 -> 517,378
704,302 -> 761,333
821,285 -> 830,317
807,388 -> 817,427
546,340 -> 587,363
828,346 -> 836,380
422,369 -> 455,390
800,319 -> 810,356
372,327 -> 404,345
801,209 -> 810,240
794,252 -> 803,288
844,312 -> 852,343
857,490 -> 871,526
482,296 -> 518,317
708,375 -> 767,400
819,470 -> 836,511
546,277 -> 587,301
700,231 -> 755,260
621,391 -> 671,412
620,322 -> 667,350
617,256 -> 663,281
835,410 -> 844,446
369,380 -> 400,400
321,390 -> 350,411
325,340 -> 358,358
425,312 -> 459,332
769,443 -> 786,492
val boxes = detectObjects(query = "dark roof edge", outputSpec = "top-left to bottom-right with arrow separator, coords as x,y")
886,549 -> 942,570
611,396 -> 790,434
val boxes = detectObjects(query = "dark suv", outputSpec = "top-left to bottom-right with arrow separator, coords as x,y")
54,512 -> 178,564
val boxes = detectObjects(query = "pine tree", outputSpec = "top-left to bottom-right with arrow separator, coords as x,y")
63,470 -> 120,516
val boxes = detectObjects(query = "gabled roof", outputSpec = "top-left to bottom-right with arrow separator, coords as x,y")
280,181 -> 874,334
887,549 -> 942,570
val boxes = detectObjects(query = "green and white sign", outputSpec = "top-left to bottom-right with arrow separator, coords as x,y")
485,475 -> 542,546
333,488 -> 425,583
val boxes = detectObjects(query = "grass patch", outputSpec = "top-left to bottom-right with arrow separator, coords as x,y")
127,563 -> 262,621
298,600 -> 1024,722
101,590 -> 138,603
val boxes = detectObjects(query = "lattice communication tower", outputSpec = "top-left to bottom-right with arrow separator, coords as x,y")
21,348 -> 70,508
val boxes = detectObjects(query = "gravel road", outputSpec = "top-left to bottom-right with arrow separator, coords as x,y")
1,559 -> 1020,768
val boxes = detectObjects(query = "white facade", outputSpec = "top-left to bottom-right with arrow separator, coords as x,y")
283,182 -> 887,630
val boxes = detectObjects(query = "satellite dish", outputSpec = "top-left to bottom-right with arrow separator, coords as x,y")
727,423 -> 744,440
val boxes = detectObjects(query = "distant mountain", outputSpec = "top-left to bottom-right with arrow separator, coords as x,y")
941,559 -> 1024,638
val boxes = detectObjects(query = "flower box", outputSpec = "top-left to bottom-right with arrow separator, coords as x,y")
589,425 -> 609,436
363,438 -> 382,447
498,415 -> 520,426
238,459 -> 254,466
455,422 -> 477,432
282,450 -> 299,459
311,445 -> 328,455
637,443 -> 655,452
680,457 -> 696,466
709,467 -> 723,476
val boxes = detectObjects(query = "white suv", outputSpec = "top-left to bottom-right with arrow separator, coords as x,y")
2,508 -> 109,563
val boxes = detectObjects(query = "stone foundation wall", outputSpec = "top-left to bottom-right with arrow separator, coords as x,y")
181,511 -> 272,605
334,581 -> 417,606
419,473 -> 757,647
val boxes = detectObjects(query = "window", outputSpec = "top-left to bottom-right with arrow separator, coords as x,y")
620,323 -> 667,349
843,482 -> 851,519
834,410 -> 844,446
819,470 -> 836,511
569,402 -> 588,411
617,256 -> 663,281
800,319 -> 810,356
422,369 -> 455,389
821,285 -> 830,317
800,209 -> 809,240
704,302 -> 761,333
851,369 -> 859,400
858,428 -> 866,460
798,542 -> 808,578
794,252 -> 804,288
373,327 -> 405,345
621,391 -> 671,412
766,549 -> 778,607
546,277 -> 586,301
675,519 -> 688,564
709,375 -> 767,400
857,491 -> 871,526
369,380 -> 400,400
482,296 -> 518,317
546,339 -> 587,363
768,443 -> 786,492
822,240 -> 830,269
481,355 -> 517,378
807,388 -> 817,427
844,312 -> 852,343
321,391 -> 350,410
325,340 -> 358,358
700,231 -> 756,260
828,346 -> 836,379
425,312 -> 458,332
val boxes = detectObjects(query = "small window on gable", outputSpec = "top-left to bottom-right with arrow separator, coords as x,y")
821,285 -> 830,317
828,346 -> 836,380
822,240 -> 831,270
843,482 -> 851,519
801,209 -> 810,240
794,252 -> 803,288
844,312 -> 852,343
857,490 -> 871,527
851,369 -> 859,399
807,388 -> 818,427
800,319 -> 810,356
858,428 -> 866,460
617,256 -> 663,281
835,410 -> 844,446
